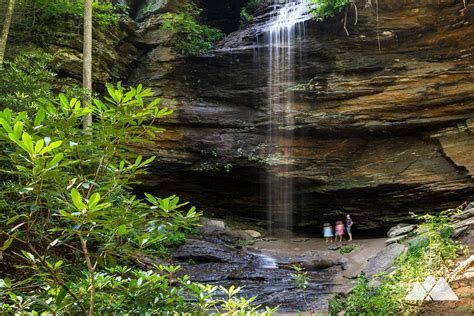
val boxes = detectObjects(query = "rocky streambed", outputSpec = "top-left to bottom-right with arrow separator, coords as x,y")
151,217 -> 384,313
150,203 -> 474,313
170,225 -> 354,312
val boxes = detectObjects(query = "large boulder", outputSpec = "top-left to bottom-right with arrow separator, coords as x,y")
387,224 -> 417,238
453,226 -> 469,238
385,235 -> 407,245
199,217 -> 262,244
464,202 -> 474,210
244,230 -> 262,238
450,203 -> 473,237
362,243 -> 406,278
199,217 -> 226,234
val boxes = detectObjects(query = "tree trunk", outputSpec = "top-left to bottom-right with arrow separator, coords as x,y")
80,236 -> 96,316
83,0 -> 93,129
0,0 -> 16,65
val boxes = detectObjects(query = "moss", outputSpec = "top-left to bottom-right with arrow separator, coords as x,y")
340,245 -> 356,254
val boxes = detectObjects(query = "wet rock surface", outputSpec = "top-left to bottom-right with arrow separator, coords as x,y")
172,239 -> 257,264
170,235 -> 341,312
130,0 -> 474,231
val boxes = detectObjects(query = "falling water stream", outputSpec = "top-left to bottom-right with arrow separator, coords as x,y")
259,0 -> 312,235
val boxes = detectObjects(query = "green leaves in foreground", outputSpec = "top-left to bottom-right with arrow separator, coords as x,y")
0,82 -> 272,314
0,83 -> 210,314
309,0 -> 349,21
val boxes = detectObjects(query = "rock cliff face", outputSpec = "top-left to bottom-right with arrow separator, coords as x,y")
130,0 -> 474,232
5,13 -> 136,88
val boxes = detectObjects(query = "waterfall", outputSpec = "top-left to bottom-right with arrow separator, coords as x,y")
259,0 -> 312,235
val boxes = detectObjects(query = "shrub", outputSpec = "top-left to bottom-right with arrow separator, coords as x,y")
0,49 -> 58,112
0,83 -> 277,314
290,265 -> 309,289
161,2 -> 224,55
0,265 -> 278,314
28,0 -> 123,26
240,8 -> 254,25
0,48 -> 85,114
308,0 -> 349,21
240,0 -> 263,26
0,83 -> 192,313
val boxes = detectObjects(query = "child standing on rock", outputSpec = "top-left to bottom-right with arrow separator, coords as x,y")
335,221 -> 345,242
323,223 -> 333,242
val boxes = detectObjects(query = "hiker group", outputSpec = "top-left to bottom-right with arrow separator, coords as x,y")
323,214 -> 353,242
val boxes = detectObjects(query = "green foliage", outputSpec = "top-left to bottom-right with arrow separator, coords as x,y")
0,83 -> 275,314
330,209 -> 468,315
309,0 -> 349,21
214,285 -> 277,314
240,8 -> 254,25
0,49 -> 57,112
26,0 -> 123,26
397,211 -> 466,280
161,2 -> 224,55
340,245 -> 355,254
0,48 -> 85,114
0,83 -> 184,312
331,275 -> 404,315
290,265 -> 309,289
240,0 -> 263,26
0,265 -> 278,314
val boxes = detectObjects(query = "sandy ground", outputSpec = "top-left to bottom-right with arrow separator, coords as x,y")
252,238 -> 386,285
251,237 -> 387,277
252,237 -> 386,255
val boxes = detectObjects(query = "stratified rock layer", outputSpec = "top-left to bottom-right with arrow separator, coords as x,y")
130,0 -> 474,231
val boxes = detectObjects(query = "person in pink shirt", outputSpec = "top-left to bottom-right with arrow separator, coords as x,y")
335,221 -> 345,242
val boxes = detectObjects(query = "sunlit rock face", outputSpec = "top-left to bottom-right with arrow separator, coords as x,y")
130,0 -> 474,232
